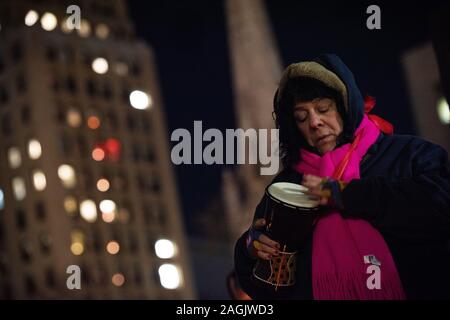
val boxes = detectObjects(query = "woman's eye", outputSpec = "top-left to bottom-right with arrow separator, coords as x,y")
294,114 -> 307,123
318,107 -> 329,113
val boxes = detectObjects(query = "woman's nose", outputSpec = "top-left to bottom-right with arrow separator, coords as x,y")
309,112 -> 323,128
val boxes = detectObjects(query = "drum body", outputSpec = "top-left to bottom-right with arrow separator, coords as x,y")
252,182 -> 320,290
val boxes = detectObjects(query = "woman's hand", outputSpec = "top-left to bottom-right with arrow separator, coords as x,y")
246,218 -> 280,260
302,174 -> 347,208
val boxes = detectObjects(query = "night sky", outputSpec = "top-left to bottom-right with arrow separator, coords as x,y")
128,0 -> 445,235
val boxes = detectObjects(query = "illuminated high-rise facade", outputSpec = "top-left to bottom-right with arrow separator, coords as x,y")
0,0 -> 195,299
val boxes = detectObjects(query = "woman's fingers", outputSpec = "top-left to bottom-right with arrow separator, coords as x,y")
302,174 -> 323,186
253,218 -> 266,230
303,174 -> 326,186
250,226 -> 280,260
257,250 -> 272,260
319,197 -> 328,206
254,238 -> 279,255
302,175 -> 322,192
258,234 -> 280,250
253,240 -> 279,260
252,218 -> 281,250
302,174 -> 331,205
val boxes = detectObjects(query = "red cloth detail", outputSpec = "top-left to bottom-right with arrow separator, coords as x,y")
364,96 -> 394,135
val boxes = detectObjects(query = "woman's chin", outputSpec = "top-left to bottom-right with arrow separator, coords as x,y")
316,142 -> 336,155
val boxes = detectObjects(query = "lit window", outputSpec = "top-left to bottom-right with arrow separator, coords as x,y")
0,189 -> 4,210
92,147 -> 105,161
87,116 -> 100,129
80,199 -> 97,223
70,242 -> 83,255
112,273 -> 125,287
158,264 -> 182,289
70,230 -> 85,255
100,199 -> 116,223
60,17 -> 79,34
129,90 -> 152,110
8,147 -> 22,169
155,239 -> 177,259
32,170 -> 46,191
104,139 -> 121,161
78,19 -> 91,37
64,196 -> 77,216
12,177 -> 26,201
28,139 -> 42,159
437,97 -> 450,125
96,178 -> 110,192
92,57 -> 108,74
95,23 -> 109,39
102,211 -> 115,223
99,199 -> 116,212
41,12 -> 57,31
106,241 -> 120,255
57,164 -> 76,188
66,109 -> 82,128
25,10 -> 39,27
61,17 -> 72,33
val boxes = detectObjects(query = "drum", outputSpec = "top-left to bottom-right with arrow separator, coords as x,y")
252,182 -> 320,291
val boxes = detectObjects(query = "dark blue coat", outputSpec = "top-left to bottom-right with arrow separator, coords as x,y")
235,133 -> 450,299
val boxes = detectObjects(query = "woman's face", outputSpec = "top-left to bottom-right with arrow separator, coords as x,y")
293,98 -> 344,155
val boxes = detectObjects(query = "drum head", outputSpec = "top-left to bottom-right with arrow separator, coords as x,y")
266,182 -> 319,208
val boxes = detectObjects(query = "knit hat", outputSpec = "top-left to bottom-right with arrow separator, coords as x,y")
276,61 -> 348,111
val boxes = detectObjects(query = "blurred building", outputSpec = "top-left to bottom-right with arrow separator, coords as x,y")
223,0 -> 282,249
189,195 -> 233,299
430,4 -> 450,113
0,0 -> 195,299
402,43 -> 450,153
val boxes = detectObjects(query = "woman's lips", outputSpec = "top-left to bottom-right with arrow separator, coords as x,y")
316,134 -> 333,145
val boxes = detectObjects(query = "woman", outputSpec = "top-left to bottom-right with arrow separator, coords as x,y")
234,54 -> 450,299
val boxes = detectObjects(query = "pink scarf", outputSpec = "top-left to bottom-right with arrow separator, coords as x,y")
294,115 -> 406,299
